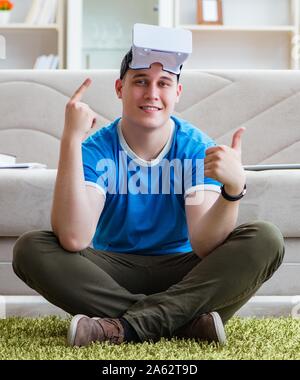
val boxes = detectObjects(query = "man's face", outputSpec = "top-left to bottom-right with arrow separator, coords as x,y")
115,63 -> 182,130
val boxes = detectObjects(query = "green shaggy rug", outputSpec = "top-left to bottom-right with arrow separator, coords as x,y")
0,316 -> 300,360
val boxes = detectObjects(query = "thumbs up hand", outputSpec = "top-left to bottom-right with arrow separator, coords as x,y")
230,127 -> 244,160
204,127 -> 246,196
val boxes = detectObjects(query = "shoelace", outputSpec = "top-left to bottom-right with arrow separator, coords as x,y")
96,318 -> 123,344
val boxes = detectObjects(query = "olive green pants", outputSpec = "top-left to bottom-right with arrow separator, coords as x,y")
13,220 -> 284,342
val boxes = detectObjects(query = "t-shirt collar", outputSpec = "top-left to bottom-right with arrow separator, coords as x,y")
117,118 -> 175,167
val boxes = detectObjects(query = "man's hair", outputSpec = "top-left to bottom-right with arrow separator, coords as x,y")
120,48 -> 181,82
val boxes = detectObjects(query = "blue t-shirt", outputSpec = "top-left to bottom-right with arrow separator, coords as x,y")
82,115 -> 222,255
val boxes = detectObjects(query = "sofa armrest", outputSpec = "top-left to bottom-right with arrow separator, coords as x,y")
0,169 -> 57,236
239,170 -> 300,237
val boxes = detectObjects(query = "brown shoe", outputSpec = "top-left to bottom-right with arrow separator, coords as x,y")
174,312 -> 226,345
67,314 -> 125,347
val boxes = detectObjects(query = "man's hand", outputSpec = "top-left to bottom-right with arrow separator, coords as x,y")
204,127 -> 246,196
63,78 -> 98,141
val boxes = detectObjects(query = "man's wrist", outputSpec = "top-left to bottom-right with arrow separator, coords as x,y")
62,130 -> 84,145
221,183 -> 247,201
223,183 -> 245,197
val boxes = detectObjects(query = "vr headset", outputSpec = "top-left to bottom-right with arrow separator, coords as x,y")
129,23 -> 193,75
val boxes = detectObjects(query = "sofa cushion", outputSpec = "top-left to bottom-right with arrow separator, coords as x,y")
0,169 -> 56,236
237,169 -> 300,237
0,168 -> 299,237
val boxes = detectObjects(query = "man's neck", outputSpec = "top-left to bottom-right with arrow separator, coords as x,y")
120,118 -> 173,162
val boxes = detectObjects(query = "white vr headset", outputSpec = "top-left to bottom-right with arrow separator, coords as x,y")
129,23 -> 192,75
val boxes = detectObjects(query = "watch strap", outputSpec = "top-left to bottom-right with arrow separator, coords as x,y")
221,184 -> 247,201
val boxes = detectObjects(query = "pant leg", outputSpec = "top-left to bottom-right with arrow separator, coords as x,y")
12,230 -> 147,317
123,220 -> 285,342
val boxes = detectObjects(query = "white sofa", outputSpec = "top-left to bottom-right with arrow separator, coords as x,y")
0,70 -> 299,318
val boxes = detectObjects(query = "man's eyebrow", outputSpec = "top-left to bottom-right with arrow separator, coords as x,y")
131,73 -> 174,82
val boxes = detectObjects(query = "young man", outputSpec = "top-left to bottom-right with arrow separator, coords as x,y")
13,50 -> 284,347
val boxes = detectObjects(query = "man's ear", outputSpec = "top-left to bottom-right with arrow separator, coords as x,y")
175,83 -> 183,103
115,79 -> 123,99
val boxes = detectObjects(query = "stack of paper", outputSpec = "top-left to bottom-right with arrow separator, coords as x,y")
0,163 -> 47,169
0,154 -> 47,169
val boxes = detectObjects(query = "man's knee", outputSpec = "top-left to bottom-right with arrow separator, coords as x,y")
246,220 -> 285,269
12,230 -> 55,277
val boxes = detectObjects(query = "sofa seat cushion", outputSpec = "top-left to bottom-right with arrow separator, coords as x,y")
0,168 -> 299,237
238,169 -> 300,237
0,169 -> 56,236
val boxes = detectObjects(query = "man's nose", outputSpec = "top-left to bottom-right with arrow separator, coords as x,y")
144,83 -> 159,100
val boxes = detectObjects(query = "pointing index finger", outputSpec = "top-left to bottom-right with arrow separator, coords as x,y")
70,78 -> 92,103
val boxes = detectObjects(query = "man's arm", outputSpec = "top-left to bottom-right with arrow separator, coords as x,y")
185,190 -> 240,258
185,127 -> 246,258
51,136 -> 105,252
51,79 -> 104,252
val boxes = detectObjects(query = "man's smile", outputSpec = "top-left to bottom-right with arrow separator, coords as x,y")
139,105 -> 163,113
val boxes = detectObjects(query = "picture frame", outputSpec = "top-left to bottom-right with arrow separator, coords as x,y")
197,0 -> 223,25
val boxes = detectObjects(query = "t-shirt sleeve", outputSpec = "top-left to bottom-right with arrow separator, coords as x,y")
81,137 -> 107,198
184,140 -> 222,199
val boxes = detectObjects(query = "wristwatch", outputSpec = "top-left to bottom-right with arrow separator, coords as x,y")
221,184 -> 247,201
